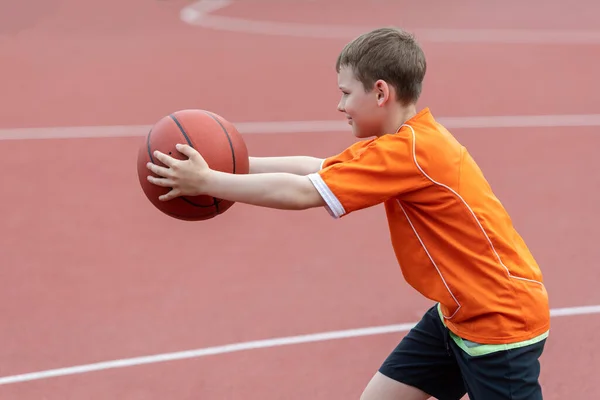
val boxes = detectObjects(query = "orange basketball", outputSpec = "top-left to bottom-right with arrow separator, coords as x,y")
137,109 -> 249,221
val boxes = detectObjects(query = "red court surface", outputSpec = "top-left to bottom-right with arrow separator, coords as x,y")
1,1 -> 600,399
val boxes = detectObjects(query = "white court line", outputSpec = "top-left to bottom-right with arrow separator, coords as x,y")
180,0 -> 600,44
1,114 -> 600,141
0,304 -> 599,385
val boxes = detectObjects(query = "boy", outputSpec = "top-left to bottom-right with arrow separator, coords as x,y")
146,27 -> 550,400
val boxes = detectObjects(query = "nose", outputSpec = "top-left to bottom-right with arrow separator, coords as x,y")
337,98 -> 345,113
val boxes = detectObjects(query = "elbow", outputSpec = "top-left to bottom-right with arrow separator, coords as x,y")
296,182 -> 326,210
281,193 -> 315,211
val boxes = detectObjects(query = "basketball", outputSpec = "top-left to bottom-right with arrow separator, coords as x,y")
137,109 -> 250,221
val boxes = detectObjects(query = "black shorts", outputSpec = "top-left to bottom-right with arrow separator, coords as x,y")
379,305 -> 547,400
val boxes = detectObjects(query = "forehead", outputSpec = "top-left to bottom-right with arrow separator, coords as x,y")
337,66 -> 360,87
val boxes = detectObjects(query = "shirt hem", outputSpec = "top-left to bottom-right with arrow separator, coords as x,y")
437,303 -> 551,345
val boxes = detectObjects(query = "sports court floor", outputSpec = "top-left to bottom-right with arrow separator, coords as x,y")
1,0 -> 599,398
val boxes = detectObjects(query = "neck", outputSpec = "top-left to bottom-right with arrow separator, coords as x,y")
378,103 -> 418,137
392,103 -> 418,132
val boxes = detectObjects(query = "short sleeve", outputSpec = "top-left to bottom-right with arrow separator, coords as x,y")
308,133 -> 430,218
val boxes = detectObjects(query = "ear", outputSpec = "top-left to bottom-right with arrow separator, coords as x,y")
373,79 -> 391,107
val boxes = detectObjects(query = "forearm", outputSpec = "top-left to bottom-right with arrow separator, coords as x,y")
249,156 -> 324,175
204,170 -> 325,210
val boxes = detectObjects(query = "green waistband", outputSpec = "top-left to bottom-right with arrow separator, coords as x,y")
436,303 -> 549,357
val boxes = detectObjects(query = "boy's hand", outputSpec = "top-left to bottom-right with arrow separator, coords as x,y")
146,144 -> 209,201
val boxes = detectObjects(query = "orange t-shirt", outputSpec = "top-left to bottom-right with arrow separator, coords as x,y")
307,108 -> 549,344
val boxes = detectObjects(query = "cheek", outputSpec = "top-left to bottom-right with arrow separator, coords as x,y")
344,95 -> 360,116
346,95 -> 374,121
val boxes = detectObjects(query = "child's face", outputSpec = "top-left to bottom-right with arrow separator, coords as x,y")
336,66 -> 386,138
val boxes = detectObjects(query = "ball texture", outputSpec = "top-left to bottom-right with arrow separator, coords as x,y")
137,109 -> 249,221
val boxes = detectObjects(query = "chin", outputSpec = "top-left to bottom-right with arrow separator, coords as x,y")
352,126 -> 377,139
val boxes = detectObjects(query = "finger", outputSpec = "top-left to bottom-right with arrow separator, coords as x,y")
147,175 -> 175,188
147,162 -> 173,178
153,150 -> 179,167
175,143 -> 201,160
159,188 -> 181,201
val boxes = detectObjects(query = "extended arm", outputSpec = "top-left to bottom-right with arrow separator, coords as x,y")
146,133 -> 422,216
203,170 -> 324,210
249,156 -> 324,175
145,144 -> 326,210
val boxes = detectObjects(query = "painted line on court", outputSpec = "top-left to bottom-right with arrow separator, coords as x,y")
1,114 -> 600,141
180,0 -> 600,44
0,304 -> 599,385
